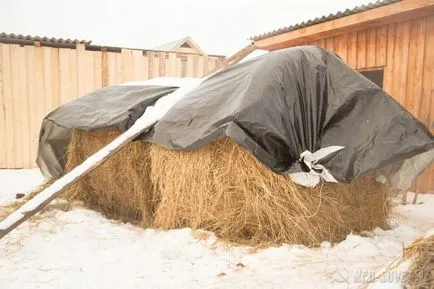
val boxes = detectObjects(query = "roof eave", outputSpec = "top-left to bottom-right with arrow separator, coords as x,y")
254,0 -> 434,51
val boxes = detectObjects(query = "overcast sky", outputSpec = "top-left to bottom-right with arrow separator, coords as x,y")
1,0 -> 374,56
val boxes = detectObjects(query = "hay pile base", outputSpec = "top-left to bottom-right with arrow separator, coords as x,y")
404,235 -> 434,288
65,128 -> 155,227
150,138 -> 391,247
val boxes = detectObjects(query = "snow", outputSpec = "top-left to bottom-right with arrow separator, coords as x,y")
0,78 -> 202,232
1,169 -> 433,289
0,169 -> 44,205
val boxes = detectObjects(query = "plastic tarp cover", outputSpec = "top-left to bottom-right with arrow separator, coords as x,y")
37,85 -> 177,177
144,46 -> 433,184
37,46 -> 433,188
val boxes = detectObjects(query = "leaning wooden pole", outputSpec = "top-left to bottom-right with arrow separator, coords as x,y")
207,43 -> 258,75
0,43 -> 258,240
0,116 -> 157,239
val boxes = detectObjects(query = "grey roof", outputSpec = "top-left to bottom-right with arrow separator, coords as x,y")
251,0 -> 400,41
0,32 -> 91,46
154,37 -> 189,51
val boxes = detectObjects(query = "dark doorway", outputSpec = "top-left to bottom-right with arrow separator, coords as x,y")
360,69 -> 384,88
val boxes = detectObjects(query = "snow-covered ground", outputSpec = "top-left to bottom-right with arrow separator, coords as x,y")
0,169 -> 433,289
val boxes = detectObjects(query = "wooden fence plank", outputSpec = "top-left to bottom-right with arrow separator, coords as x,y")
26,46 -> 36,168
325,37 -> 334,51
419,15 -> 434,134
33,47 -> 45,167
166,52 -> 177,77
334,34 -> 347,62
93,51 -> 102,89
405,18 -> 427,117
43,48 -> 53,113
106,52 -> 117,85
121,49 -> 133,83
116,53 -> 123,85
10,46 -> 27,167
1,45 -> 15,167
366,28 -> 377,68
102,51 -> 109,87
383,24 -> 396,95
0,45 -> 6,167
392,21 -> 411,106
69,49 -> 78,100
347,32 -> 357,68
187,55 -> 194,77
76,44 -> 86,97
50,48 -> 60,109
59,48 -> 71,104
376,26 -> 388,67
357,30 -> 367,69
158,52 -> 166,77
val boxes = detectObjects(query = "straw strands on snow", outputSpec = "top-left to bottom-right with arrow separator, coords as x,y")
403,235 -> 434,288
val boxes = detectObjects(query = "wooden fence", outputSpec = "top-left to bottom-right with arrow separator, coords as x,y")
0,43 -> 224,169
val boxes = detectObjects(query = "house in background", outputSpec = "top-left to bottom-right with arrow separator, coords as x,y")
251,0 -> 434,192
154,37 -> 205,55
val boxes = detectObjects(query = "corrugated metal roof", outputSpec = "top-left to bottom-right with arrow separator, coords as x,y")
251,0 -> 400,41
0,33 -> 91,47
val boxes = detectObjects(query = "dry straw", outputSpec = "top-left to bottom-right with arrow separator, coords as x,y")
403,235 -> 434,288
65,128 -> 155,227
66,128 -> 391,247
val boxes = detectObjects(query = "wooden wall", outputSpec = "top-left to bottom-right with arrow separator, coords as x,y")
297,15 -> 434,192
0,43 -> 224,169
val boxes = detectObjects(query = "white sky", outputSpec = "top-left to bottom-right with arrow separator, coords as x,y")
1,0 -> 374,56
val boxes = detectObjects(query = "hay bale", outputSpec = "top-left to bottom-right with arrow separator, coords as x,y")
65,128 -> 155,226
404,236 -> 434,288
150,138 -> 391,246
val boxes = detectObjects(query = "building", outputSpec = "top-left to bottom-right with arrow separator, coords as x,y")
251,0 -> 434,192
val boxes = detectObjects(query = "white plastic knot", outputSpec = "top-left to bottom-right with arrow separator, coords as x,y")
289,146 -> 345,187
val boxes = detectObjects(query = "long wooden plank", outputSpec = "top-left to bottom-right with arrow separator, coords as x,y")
383,23 -> 396,95
392,21 -> 411,106
356,30 -> 367,69
366,28 -> 377,68
10,46 -> 26,168
405,18 -> 427,117
101,51 -> 109,87
1,45 -> 15,167
376,26 -> 388,67
0,45 -> 6,167
0,108 -> 161,239
255,0 -> 434,50
166,52 -> 177,77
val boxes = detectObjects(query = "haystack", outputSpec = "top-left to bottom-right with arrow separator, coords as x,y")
150,138 -> 391,247
403,235 -> 434,288
65,129 -> 391,247
65,128 -> 155,227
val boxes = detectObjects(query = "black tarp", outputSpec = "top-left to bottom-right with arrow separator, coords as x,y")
37,46 -> 434,187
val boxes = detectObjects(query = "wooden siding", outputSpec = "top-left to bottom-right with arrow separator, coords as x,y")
301,16 -> 434,193
0,44 -> 223,169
